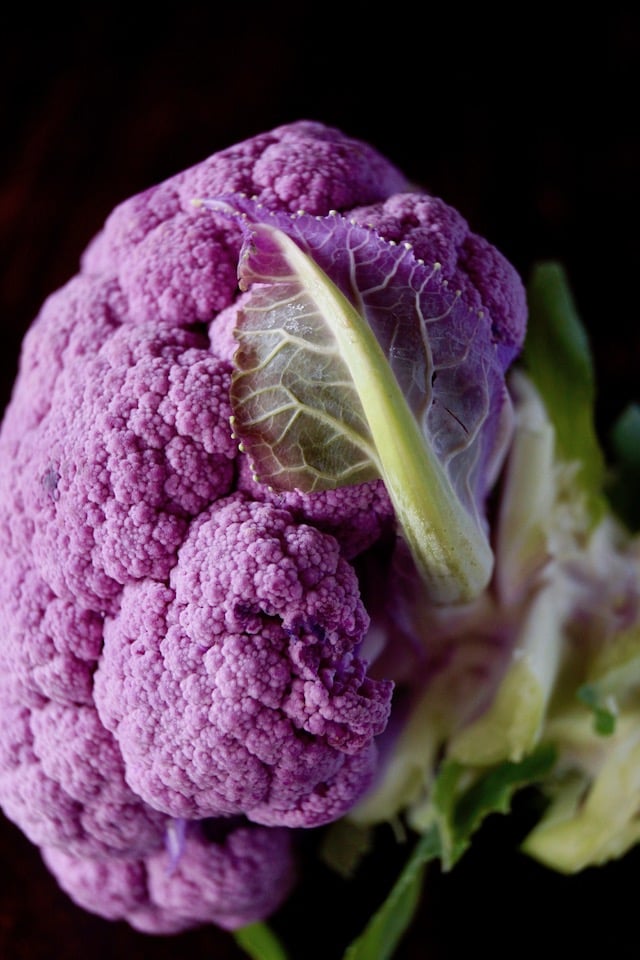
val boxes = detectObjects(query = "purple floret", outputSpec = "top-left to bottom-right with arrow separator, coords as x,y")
347,192 -> 527,366
82,120 -> 409,294
42,819 -> 296,933
94,496 -> 392,827
237,456 -> 396,560
0,120 -> 526,933
21,316 -> 236,611
0,552 -> 168,858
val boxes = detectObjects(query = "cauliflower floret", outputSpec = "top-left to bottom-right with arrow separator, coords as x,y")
0,555 -> 167,858
236,456 -> 395,560
347,192 -> 526,365
43,819 -> 296,933
83,120 -> 409,287
14,318 -> 236,611
95,496 -> 392,827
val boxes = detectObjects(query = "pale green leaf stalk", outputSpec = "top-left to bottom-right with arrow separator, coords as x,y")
457,264 -> 640,781
522,711 -> 640,872
233,225 -> 493,604
449,582 -> 566,765
349,677 -> 452,827
450,263 -> 614,771
522,620 -> 640,872
446,371 -> 574,766
524,261 -> 606,524
493,370 -> 558,604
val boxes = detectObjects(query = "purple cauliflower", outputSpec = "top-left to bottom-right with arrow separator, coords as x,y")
0,121 -> 526,932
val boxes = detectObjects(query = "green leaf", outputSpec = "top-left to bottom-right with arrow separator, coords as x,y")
230,216 -> 495,603
233,922 -> 289,960
342,827 -> 441,960
524,261 -> 606,522
427,759 -> 468,868
577,684 -> 617,736
576,625 -> 640,734
451,743 -> 557,848
427,744 -> 557,870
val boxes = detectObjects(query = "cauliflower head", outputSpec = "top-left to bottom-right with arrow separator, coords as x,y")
0,121 -> 526,932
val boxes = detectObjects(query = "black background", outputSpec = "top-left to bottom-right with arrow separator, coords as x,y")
1,4 -> 639,958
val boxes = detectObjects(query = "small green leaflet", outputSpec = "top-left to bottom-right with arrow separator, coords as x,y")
234,921 -> 289,960
524,261 -> 606,523
445,744 -> 557,860
576,627 -> 640,735
577,684 -> 617,736
426,743 -> 557,870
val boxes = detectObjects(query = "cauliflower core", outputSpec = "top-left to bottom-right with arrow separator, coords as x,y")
0,121 -> 526,932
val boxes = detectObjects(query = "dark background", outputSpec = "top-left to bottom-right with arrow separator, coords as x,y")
1,4 -> 639,958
